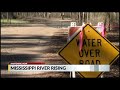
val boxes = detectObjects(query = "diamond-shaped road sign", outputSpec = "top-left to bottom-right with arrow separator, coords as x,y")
58,24 -> 119,78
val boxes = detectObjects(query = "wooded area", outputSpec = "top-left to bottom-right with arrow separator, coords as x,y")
1,12 -> 119,31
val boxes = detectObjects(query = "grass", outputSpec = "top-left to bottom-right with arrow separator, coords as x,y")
1,19 -> 29,24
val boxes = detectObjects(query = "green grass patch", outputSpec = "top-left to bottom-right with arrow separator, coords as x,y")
1,19 -> 29,24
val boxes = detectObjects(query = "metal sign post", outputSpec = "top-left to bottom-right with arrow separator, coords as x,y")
69,22 -> 76,78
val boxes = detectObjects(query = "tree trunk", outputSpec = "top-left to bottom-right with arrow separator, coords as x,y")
87,12 -> 89,23
61,12 -> 64,20
108,13 -> 110,31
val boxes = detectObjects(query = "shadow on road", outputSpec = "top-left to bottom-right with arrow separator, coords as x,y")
1,53 -> 39,70
1,29 -> 68,71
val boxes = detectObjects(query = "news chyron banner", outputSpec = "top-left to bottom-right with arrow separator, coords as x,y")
8,63 -> 110,72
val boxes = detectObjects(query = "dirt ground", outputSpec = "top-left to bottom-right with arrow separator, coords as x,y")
1,25 -> 119,78
1,26 -> 71,78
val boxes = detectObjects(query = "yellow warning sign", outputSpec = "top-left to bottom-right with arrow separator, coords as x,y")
58,24 -> 119,78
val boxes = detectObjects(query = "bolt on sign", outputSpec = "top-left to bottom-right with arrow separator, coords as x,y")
58,24 -> 119,78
